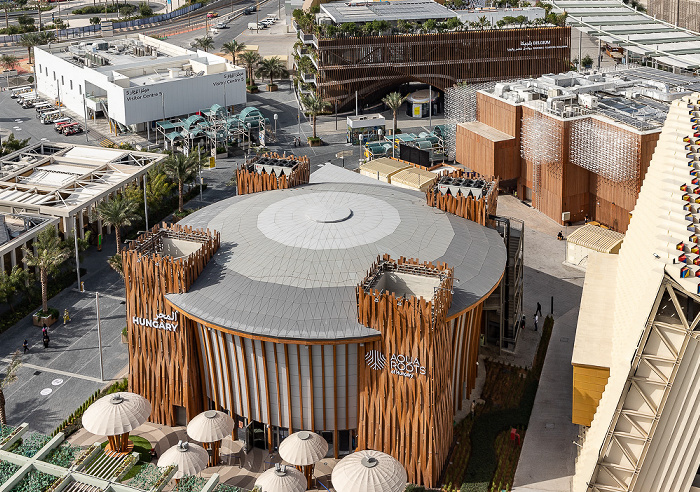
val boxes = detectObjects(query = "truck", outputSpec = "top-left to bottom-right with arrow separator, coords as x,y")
248,22 -> 260,30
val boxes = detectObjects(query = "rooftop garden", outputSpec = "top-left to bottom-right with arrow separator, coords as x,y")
293,1 -> 566,39
0,461 -> 20,484
10,470 -> 56,492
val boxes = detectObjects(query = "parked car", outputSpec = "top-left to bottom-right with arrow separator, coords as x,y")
215,22 -> 227,29
206,12 -> 218,18
244,6 -> 255,14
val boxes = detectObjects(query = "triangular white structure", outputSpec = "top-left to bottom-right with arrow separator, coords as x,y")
574,93 -> 700,492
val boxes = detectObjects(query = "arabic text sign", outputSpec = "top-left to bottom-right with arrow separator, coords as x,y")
132,312 -> 178,331
507,40 -> 568,52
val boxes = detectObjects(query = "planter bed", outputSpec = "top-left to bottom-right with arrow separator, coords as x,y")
44,443 -> 81,468
10,469 -> 57,492
0,460 -> 21,485
13,433 -> 50,458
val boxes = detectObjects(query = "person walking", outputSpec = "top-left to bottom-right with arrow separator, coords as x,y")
42,325 -> 47,336
470,400 -> 476,417
63,309 -> 70,325
43,333 -> 50,348
23,339 -> 29,353
536,302 -> 542,317
534,313 -> 539,332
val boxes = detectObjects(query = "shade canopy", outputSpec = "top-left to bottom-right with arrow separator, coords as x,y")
186,410 -> 234,443
278,431 -> 328,466
158,441 -> 209,479
331,450 -> 407,492
255,464 -> 306,492
82,392 -> 151,437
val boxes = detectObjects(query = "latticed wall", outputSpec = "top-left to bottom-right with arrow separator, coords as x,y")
648,0 -> 700,32
570,118 -> 639,183
520,112 -> 562,209
317,27 -> 570,111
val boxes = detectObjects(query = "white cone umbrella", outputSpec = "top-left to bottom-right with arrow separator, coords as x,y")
279,431 -> 328,466
82,392 -> 151,436
331,450 -> 407,492
186,410 -> 234,443
255,464 -> 306,492
158,441 -> 209,479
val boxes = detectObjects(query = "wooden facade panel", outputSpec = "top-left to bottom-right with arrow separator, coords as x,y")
455,123 -> 519,181
124,223 -> 219,426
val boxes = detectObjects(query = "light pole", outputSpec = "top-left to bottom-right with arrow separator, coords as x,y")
95,292 -> 104,382
82,94 -> 89,143
274,113 -> 278,136
73,216 -> 81,290
143,173 -> 149,231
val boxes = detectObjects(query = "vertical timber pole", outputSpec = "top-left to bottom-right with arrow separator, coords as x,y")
73,216 -> 81,290
355,90 -> 358,116
429,85 -> 432,127
143,174 -> 149,231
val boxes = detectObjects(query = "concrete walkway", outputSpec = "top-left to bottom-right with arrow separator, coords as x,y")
495,195 -> 584,492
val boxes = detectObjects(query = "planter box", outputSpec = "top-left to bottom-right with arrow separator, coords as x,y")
247,87 -> 259,93
308,139 -> 322,147
33,313 -> 57,327
121,333 -> 128,344
267,84 -> 278,92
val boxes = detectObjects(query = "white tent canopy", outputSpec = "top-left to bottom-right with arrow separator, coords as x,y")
82,392 -> 151,436
255,464 -> 306,492
158,441 -> 209,479
186,410 -> 234,443
331,450 -> 407,492
278,431 -> 328,466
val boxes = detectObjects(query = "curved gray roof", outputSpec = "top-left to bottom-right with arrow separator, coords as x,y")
166,167 -> 506,342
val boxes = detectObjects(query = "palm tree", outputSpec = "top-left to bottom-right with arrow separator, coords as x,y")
22,227 -> 69,314
19,31 -> 55,64
382,91 -> 407,138
300,92 -> 330,140
239,50 -> 260,84
0,350 -> 21,426
222,40 -> 246,65
194,36 -> 214,52
97,194 -> 139,255
255,56 -> 289,88
163,152 -> 200,213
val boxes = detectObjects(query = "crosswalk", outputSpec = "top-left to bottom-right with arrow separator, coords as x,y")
99,137 -> 116,148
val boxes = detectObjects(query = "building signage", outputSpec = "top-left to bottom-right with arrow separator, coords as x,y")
507,40 -> 568,52
132,312 -> 178,331
365,350 -> 426,378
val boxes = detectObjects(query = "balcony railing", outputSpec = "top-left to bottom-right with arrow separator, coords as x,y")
301,72 -> 317,84
298,29 -> 318,48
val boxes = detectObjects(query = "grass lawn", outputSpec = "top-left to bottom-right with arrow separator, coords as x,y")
100,435 -> 153,464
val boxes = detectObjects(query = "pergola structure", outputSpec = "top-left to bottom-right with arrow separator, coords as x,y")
0,142 -> 163,239
553,0 -> 700,71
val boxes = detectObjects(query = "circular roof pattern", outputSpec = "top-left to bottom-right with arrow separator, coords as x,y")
167,175 -> 506,341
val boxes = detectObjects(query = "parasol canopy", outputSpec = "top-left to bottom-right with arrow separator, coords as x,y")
82,392 -> 151,436
278,431 -> 328,466
331,449 -> 407,492
255,464 -> 306,492
186,410 -> 234,443
158,441 -> 209,479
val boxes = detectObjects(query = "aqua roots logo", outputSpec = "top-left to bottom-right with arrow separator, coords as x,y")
365,350 -> 387,371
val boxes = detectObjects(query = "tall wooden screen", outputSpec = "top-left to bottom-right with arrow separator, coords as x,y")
236,153 -> 310,195
123,223 -> 220,425
356,255 -> 454,487
426,170 -> 499,226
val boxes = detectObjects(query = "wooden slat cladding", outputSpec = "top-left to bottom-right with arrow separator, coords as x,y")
425,170 -> 499,226
123,223 -> 220,425
317,27 -> 570,109
356,255 -> 455,487
236,154 -> 310,195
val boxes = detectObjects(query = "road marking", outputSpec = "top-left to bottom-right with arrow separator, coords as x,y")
0,359 -> 106,383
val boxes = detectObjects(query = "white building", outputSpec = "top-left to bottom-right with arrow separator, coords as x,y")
572,93 -> 700,492
34,34 -> 246,132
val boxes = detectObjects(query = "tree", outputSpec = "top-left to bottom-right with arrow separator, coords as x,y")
444,17 -> 462,30
239,50 -> 260,83
255,56 -> 289,87
22,227 -> 69,314
124,168 -> 174,215
163,152 -> 200,213
1,133 -> 31,157
64,231 -> 91,271
19,31 -> 55,64
300,92 -> 329,139
90,16 -> 102,25
422,19 -> 437,33
0,266 -> 30,312
222,40 -> 246,65
1,54 -> 19,73
194,35 -> 214,52
97,194 -> 139,255
382,91 -> 407,149
0,350 -> 22,426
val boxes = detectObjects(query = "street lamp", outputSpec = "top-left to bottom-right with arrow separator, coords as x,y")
274,113 -> 278,136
